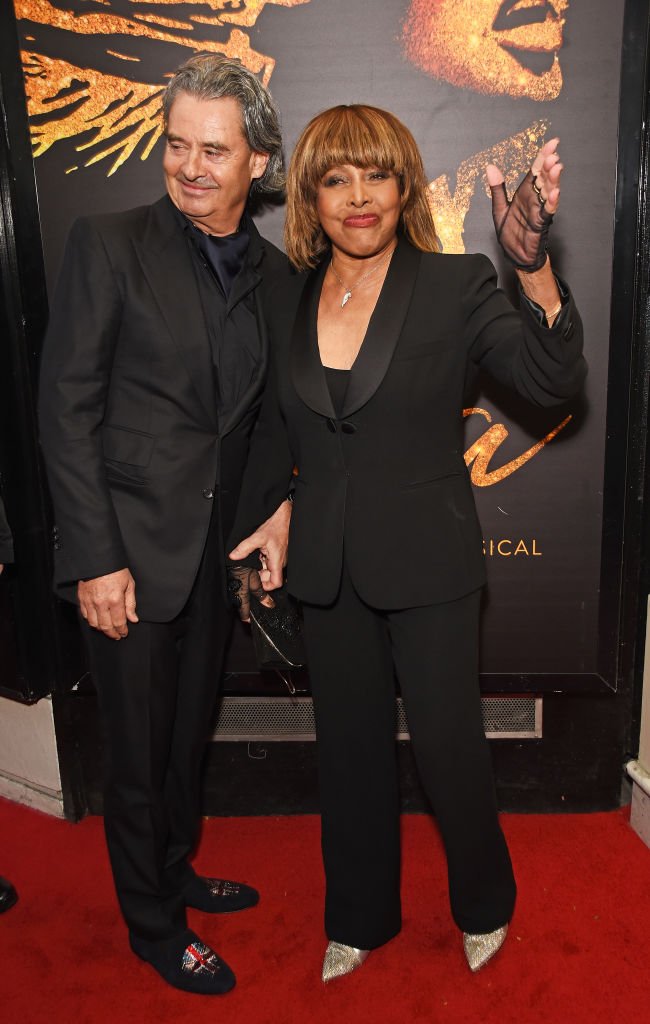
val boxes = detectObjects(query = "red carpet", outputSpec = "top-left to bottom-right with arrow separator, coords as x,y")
1,798 -> 648,1024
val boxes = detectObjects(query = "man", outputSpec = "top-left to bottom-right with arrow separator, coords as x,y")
0,493 -> 12,574
39,55 -> 291,995
0,492 -> 19,917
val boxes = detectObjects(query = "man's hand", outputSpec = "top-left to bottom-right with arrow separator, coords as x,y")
229,499 -> 292,592
78,568 -> 138,640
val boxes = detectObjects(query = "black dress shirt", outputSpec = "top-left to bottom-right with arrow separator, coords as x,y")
173,207 -> 263,430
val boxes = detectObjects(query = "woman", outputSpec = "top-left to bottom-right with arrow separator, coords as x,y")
229,105 -> 585,980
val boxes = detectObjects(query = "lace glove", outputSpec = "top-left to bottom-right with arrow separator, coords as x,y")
227,564 -> 267,622
489,169 -> 554,272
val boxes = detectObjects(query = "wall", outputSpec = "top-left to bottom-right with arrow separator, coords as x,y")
0,695 -> 64,816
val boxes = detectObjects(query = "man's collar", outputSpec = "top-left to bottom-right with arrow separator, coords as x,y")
168,200 -> 265,268
241,211 -> 265,268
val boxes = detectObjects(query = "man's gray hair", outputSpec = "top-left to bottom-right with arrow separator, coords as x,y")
162,54 -> 284,196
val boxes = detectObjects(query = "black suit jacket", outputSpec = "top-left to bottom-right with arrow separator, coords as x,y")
0,494 -> 13,565
230,238 -> 586,608
39,195 -> 287,621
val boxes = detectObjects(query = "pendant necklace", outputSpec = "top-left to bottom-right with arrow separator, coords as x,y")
329,246 -> 396,308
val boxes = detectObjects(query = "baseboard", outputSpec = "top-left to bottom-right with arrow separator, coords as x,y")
630,783 -> 650,848
71,689 -> 628,816
626,759 -> 650,797
627,761 -> 650,848
0,771 -> 65,818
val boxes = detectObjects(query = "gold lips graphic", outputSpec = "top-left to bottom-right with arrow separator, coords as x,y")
15,0 -> 310,175
403,0 -> 569,101
496,5 -> 564,52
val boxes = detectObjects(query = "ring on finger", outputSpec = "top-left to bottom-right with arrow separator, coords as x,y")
531,175 -> 546,206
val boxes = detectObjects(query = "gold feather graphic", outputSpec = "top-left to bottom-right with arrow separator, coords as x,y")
15,0 -> 310,174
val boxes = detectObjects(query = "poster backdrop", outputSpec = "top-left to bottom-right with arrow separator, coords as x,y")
14,0 -> 625,678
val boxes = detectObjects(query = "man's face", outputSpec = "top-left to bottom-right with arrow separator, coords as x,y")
403,0 -> 569,101
163,93 -> 269,235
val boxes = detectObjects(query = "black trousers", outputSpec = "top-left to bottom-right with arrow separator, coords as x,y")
83,511 -> 232,941
301,566 -> 516,950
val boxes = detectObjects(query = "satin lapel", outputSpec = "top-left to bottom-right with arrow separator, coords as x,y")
342,239 -> 421,418
219,285 -> 269,438
290,259 -> 336,419
134,199 -> 216,427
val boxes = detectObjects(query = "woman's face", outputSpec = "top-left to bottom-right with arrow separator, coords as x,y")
316,165 -> 401,260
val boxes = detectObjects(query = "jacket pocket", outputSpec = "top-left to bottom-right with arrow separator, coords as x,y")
102,424 -> 155,467
402,471 -> 461,490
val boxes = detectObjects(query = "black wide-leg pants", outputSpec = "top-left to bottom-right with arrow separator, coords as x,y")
83,512 -> 232,941
301,566 -> 516,950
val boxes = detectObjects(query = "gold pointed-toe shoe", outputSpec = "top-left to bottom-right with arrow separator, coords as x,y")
463,924 -> 508,972
321,941 -> 370,983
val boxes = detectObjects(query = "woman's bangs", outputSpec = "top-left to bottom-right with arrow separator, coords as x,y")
310,112 -> 401,185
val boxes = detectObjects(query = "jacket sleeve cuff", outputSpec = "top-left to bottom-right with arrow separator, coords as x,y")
519,274 -> 570,329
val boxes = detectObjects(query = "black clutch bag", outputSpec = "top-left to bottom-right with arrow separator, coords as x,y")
249,587 -> 307,670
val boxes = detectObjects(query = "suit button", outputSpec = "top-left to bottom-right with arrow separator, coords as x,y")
562,320 -> 575,341
54,542 -> 61,551
202,488 -> 214,499
341,422 -> 356,434
326,418 -> 337,433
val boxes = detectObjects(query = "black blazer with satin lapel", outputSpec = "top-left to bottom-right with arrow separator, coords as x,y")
230,237 -> 587,609
39,195 -> 287,620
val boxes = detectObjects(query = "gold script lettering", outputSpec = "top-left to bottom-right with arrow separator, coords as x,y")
463,407 -> 572,487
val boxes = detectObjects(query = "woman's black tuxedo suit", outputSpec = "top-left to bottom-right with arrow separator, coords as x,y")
232,238 -> 585,948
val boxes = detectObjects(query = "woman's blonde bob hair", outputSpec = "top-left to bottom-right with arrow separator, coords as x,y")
284,104 -> 440,270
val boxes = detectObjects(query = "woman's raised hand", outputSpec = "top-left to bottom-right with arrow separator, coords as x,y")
486,138 -> 562,271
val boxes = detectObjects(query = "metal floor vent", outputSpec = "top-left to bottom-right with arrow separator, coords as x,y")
212,695 -> 542,743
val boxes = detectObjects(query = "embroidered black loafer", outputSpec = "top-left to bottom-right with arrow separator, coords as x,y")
183,874 -> 259,913
130,928 -> 236,995
0,877 -> 18,914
